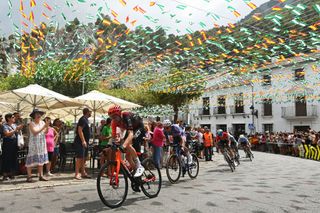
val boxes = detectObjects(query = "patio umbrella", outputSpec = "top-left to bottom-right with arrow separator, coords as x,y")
0,84 -> 75,114
74,90 -> 141,142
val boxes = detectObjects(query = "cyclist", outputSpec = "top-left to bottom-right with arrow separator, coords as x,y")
163,120 -> 193,166
107,105 -> 145,177
238,134 -> 251,154
216,129 -> 235,160
228,132 -> 239,154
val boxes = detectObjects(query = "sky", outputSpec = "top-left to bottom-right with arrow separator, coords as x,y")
0,0 -> 269,37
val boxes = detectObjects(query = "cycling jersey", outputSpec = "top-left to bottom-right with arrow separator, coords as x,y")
238,137 -> 249,144
111,112 -> 144,143
216,132 -> 229,149
164,124 -> 182,144
228,133 -> 238,147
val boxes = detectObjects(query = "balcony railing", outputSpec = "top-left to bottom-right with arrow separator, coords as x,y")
212,106 -> 227,115
229,105 -> 245,114
198,107 -> 211,116
281,105 -> 318,119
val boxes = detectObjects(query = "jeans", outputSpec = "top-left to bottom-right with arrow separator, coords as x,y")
204,146 -> 212,161
152,145 -> 162,168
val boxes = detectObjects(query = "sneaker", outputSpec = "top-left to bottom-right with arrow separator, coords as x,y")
46,172 -> 54,177
134,166 -> 145,177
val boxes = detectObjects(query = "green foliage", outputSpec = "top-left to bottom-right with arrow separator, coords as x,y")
101,88 -> 156,106
0,60 -> 98,97
0,74 -> 34,91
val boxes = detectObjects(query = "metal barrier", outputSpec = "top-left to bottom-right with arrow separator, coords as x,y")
251,142 -> 320,161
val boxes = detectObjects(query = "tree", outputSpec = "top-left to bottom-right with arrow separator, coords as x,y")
0,60 -> 97,97
149,67 -> 206,122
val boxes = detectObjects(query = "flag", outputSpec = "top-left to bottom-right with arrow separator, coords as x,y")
272,6 -> 282,11
20,0 -> 24,11
29,11 -> 34,22
118,0 -> 126,7
43,2 -> 53,11
30,0 -> 36,7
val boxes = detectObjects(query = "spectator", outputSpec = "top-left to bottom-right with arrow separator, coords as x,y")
1,113 -> 23,180
99,118 -> 112,167
197,128 -> 204,158
203,126 -> 213,161
96,119 -> 106,144
13,112 -> 25,149
100,118 -> 112,150
52,119 -> 62,172
74,108 -> 92,180
25,109 -> 50,182
44,117 -> 57,176
152,122 -> 165,168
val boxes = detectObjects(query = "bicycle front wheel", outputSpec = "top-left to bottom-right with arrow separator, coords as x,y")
141,158 -> 162,198
166,154 -> 181,184
224,152 -> 235,172
187,154 -> 199,179
97,162 -> 128,208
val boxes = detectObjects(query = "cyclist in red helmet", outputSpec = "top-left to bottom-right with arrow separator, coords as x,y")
108,105 -> 145,177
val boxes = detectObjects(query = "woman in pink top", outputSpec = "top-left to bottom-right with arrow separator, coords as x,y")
152,122 -> 165,168
44,117 -> 57,176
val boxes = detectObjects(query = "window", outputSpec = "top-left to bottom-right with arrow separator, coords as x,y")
202,97 -> 210,115
263,99 -> 272,116
216,124 -> 227,132
235,93 -> 244,113
263,124 -> 273,133
262,74 -> 271,86
294,68 -> 305,81
295,96 -> 306,116
217,96 -> 226,114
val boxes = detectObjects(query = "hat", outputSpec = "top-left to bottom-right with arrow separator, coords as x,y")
204,126 -> 209,130
30,109 -> 45,118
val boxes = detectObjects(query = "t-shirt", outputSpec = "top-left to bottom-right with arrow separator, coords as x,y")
100,125 -> 111,146
152,127 -> 165,147
45,127 -> 55,152
197,132 -> 203,144
75,116 -> 90,144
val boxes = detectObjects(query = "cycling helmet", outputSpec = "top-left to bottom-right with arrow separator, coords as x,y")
239,134 -> 245,139
163,119 -> 172,127
217,129 -> 223,136
108,105 -> 122,116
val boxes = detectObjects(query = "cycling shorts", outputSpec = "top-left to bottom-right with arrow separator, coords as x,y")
173,135 -> 182,145
218,140 -> 229,150
240,141 -> 249,146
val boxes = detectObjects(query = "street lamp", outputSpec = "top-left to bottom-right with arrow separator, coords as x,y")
250,82 -> 258,134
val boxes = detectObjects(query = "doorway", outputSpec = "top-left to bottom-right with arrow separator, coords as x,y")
294,126 -> 310,132
232,124 -> 246,139
216,124 -> 227,132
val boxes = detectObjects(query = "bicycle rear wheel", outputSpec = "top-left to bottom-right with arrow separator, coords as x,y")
248,149 -> 253,161
187,154 -> 199,179
97,162 -> 128,208
141,158 -> 162,198
166,154 -> 181,184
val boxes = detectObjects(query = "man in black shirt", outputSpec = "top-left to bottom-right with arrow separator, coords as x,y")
74,108 -> 91,180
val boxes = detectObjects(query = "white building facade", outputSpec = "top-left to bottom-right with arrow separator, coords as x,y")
189,56 -> 320,137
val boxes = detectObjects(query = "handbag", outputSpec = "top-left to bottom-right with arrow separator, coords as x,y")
17,133 -> 25,148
